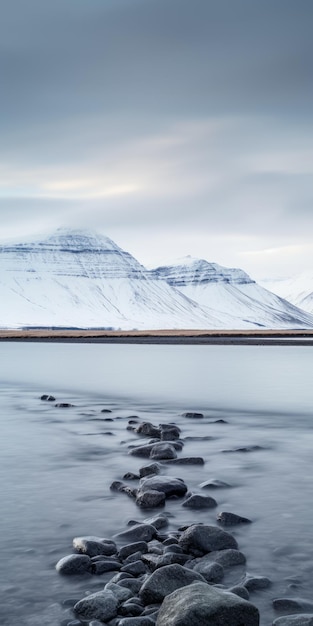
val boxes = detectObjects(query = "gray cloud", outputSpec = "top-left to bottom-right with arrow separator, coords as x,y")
0,0 -> 312,277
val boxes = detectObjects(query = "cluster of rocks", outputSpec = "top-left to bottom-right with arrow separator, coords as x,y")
51,404 -> 313,625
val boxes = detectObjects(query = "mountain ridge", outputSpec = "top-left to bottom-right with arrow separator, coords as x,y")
0,228 -> 312,330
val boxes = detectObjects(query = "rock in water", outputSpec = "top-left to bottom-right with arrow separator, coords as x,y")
273,616 -> 313,625
182,412 -> 204,419
138,475 -> 187,499
217,511 -> 252,526
74,590 -> 118,621
178,524 -> 238,556
139,564 -> 206,604
73,536 -> 117,557
156,582 -> 259,626
55,554 -> 92,575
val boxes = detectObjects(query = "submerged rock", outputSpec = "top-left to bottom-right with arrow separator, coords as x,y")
273,616 -> 313,625
40,394 -> 55,401
115,524 -> 157,543
182,412 -> 204,419
136,490 -> 166,508
200,479 -> 232,489
156,581 -> 260,626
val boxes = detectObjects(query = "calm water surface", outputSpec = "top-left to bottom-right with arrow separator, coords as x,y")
1,342 -> 313,625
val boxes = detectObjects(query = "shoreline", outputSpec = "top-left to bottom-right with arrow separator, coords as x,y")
0,328 -> 313,345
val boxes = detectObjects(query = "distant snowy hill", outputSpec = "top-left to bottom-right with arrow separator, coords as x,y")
0,229 -> 312,329
260,273 -> 313,315
150,257 -> 313,329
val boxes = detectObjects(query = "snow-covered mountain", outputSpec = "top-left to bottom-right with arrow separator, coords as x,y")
260,273 -> 313,315
150,256 -> 313,329
0,229 -> 312,330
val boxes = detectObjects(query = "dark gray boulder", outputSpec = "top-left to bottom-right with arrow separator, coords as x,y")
156,582 -> 259,625
136,490 -> 166,508
136,422 -> 161,438
193,561 -> 224,583
159,424 -> 181,440
139,463 -> 161,478
229,585 -> 250,600
183,494 -> 217,509
182,412 -> 204,418
139,564 -> 206,604
119,542 -> 149,560
178,524 -> 238,556
55,554 -> 92,575
115,524 -> 157,544
92,559 -> 121,574
217,511 -> 252,526
138,476 -> 187,499
40,394 -> 55,401
244,575 -> 271,591
206,548 -> 246,567
73,536 -> 117,557
273,599 -> 313,612
150,443 -> 177,460
121,560 -> 147,576
74,590 -> 118,621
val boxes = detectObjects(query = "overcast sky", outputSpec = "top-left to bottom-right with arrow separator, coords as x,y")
1,0 -> 312,278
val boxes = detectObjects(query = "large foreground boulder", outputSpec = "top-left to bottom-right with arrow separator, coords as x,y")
156,582 -> 259,626
74,590 -> 118,621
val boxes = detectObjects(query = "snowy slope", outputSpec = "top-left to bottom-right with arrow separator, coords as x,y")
260,273 -> 313,315
150,257 -> 313,328
0,229 -> 228,329
0,230 -> 312,329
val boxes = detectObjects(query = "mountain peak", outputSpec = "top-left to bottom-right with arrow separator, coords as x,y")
151,257 -> 254,286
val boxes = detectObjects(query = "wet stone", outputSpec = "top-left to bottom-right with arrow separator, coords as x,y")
136,422 -> 161,438
182,412 -> 204,418
150,443 -> 177,460
156,581 -> 259,626
207,549 -> 246,567
118,578 -> 143,594
124,472 -> 140,480
222,445 -> 264,453
273,616 -> 313,625
193,561 -> 225,583
200,479 -> 232,489
55,402 -> 74,408
40,394 -> 55,401
178,524 -> 238,556
244,575 -> 271,591
136,490 -> 166,509
138,475 -> 187,499
115,524 -> 157,544
273,599 -> 313,612
217,511 -> 252,526
74,590 -> 118,622
73,536 -> 117,557
92,559 -> 121,574
139,463 -> 161,478
183,494 -> 217,509
117,618 -> 156,626
121,560 -> 147,576
139,564 -> 206,605
105,582 -> 133,603
101,408 -> 112,413
119,542 -> 149,561
56,554 -> 92,575
229,586 -> 250,600
162,457 -> 205,465
119,603 -> 144,617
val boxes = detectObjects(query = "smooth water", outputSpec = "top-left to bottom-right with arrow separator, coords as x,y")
1,342 -> 313,625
